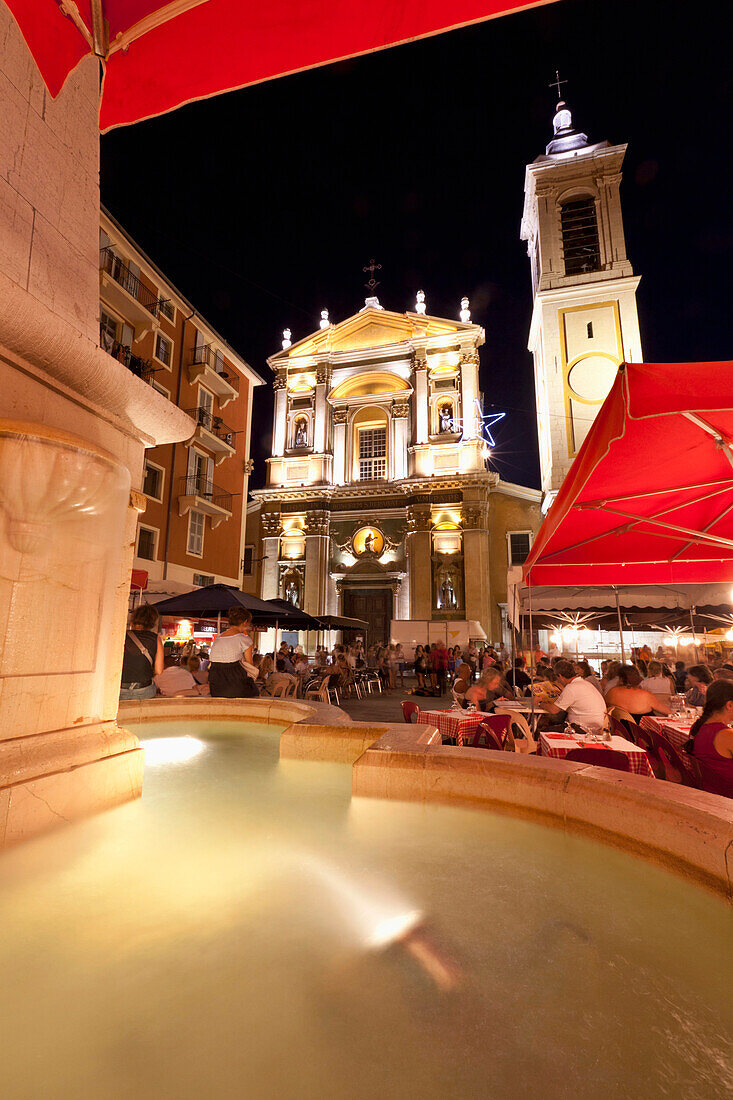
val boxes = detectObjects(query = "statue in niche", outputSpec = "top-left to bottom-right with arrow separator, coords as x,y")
294,418 -> 308,447
439,404 -> 453,433
285,580 -> 300,607
439,572 -> 457,610
363,530 -> 376,553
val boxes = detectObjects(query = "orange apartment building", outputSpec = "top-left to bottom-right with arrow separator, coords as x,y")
99,207 -> 264,592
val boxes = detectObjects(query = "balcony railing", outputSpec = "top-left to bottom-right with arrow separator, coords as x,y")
101,334 -> 157,383
100,247 -> 167,317
185,406 -> 237,447
189,344 -> 240,392
178,476 -> 233,512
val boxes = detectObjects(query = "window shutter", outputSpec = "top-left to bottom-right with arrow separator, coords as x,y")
121,323 -> 134,349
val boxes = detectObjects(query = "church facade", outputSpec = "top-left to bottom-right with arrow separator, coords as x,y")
248,297 -> 541,644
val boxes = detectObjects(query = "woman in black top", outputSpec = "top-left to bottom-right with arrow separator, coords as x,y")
120,604 -> 164,700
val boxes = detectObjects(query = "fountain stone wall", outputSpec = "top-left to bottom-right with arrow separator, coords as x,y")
0,6 -> 194,843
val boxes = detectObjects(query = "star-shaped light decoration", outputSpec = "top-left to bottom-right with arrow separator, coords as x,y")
452,400 -> 506,446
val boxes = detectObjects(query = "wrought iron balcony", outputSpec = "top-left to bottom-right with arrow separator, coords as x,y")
187,344 -> 240,405
178,476 -> 233,512
100,247 -> 167,318
101,335 -> 157,383
185,406 -> 236,446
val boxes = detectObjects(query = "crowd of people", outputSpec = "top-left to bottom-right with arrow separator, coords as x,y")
119,606 -> 733,794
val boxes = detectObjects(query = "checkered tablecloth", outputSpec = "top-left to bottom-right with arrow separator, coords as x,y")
639,715 -> 693,752
539,732 -> 655,777
417,708 -> 487,746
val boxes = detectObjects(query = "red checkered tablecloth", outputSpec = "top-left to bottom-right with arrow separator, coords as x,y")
639,715 -> 693,752
538,732 -> 655,777
417,708 -> 487,746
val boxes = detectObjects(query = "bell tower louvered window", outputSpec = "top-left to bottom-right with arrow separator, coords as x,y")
560,197 -> 601,275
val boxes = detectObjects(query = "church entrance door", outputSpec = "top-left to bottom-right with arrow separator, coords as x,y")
343,587 -> 392,646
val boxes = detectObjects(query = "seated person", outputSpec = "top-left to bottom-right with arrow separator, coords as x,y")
685,664 -> 713,707
641,660 -> 674,699
187,655 -> 209,685
277,643 -> 296,674
507,657 -> 531,693
265,659 -> 298,696
540,658 -> 607,732
465,669 -> 511,712
155,656 -> 210,697
605,664 -> 670,723
685,680 -> 733,795
575,659 -> 603,695
452,662 -> 473,704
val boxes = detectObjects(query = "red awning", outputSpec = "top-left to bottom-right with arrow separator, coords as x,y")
6,0 -> 559,131
523,361 -> 733,587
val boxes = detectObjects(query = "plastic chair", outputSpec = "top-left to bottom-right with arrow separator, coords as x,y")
686,755 -> 733,799
624,720 -> 664,779
471,714 -> 511,750
495,708 -> 536,751
565,748 -> 631,772
402,700 -> 420,724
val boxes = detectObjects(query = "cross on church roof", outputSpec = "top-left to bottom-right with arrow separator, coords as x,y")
549,69 -> 567,102
363,258 -> 382,292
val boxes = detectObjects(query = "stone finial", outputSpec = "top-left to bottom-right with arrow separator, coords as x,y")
460,297 -> 471,323
319,310 -> 329,330
415,290 -> 426,315
282,328 -> 292,350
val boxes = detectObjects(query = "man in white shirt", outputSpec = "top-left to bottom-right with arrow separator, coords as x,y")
541,659 -> 606,730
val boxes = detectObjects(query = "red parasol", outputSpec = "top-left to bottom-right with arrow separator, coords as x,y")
5,0 -> 558,131
523,361 -> 733,586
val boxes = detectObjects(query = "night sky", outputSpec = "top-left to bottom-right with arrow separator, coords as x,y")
101,0 -> 732,491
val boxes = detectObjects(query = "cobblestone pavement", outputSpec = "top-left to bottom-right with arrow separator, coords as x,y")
335,676 -> 453,723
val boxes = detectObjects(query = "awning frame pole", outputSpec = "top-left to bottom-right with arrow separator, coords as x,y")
527,573 -> 536,730
614,586 -> 626,664
690,606 -> 699,662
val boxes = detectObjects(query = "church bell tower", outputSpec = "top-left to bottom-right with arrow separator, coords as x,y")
521,83 -> 643,504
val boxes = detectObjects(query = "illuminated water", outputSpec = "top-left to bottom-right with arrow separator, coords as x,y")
0,720 -> 731,1099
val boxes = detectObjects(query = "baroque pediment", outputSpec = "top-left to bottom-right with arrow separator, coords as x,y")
282,308 -> 463,360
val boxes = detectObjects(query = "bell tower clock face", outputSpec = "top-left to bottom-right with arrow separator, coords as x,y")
353,526 -> 384,556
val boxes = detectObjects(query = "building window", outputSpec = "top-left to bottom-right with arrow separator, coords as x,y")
587,321 -> 594,339
187,510 -> 205,556
193,572 -> 215,587
100,309 -> 119,353
137,526 -> 157,561
560,196 -> 601,276
242,546 -> 254,575
151,379 -> 170,399
159,299 -> 174,322
155,333 -> 172,367
508,531 -> 532,565
358,426 -> 387,480
142,462 -> 163,501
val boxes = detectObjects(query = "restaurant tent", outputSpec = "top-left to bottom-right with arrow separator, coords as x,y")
151,584 -> 305,628
7,0 -> 562,132
523,361 -> 733,587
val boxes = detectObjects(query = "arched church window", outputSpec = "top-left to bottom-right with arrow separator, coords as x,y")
294,416 -> 308,447
560,196 -> 601,275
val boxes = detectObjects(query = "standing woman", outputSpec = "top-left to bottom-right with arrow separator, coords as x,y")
208,607 -> 259,698
414,644 -> 427,691
120,603 -> 164,700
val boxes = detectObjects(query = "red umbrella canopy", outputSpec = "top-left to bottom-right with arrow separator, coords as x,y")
523,361 -> 733,587
5,0 -> 557,131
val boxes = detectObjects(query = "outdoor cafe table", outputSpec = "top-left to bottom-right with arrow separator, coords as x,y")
538,732 -> 656,777
639,714 -> 693,753
416,708 -> 487,746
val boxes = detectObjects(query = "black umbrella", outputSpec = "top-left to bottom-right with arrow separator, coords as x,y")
151,584 -> 305,628
317,615 -> 369,632
265,599 -> 323,631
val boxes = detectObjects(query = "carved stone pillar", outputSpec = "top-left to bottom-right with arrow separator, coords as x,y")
314,363 -> 331,454
407,506 -> 432,621
332,407 -> 348,485
462,503 -> 492,638
272,369 -> 288,456
392,400 -> 410,480
304,509 -> 330,616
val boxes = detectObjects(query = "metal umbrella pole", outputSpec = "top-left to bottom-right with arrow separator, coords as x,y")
613,587 -> 626,663
527,574 -> 535,730
689,606 -> 699,662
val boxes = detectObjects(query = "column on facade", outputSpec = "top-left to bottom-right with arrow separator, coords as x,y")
462,505 -> 492,639
459,347 -> 479,439
313,364 -> 330,453
259,513 -> 282,600
272,372 -> 287,456
391,400 -> 410,480
332,408 -> 348,485
414,355 -> 429,443
407,507 -> 432,621
304,510 -> 330,616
